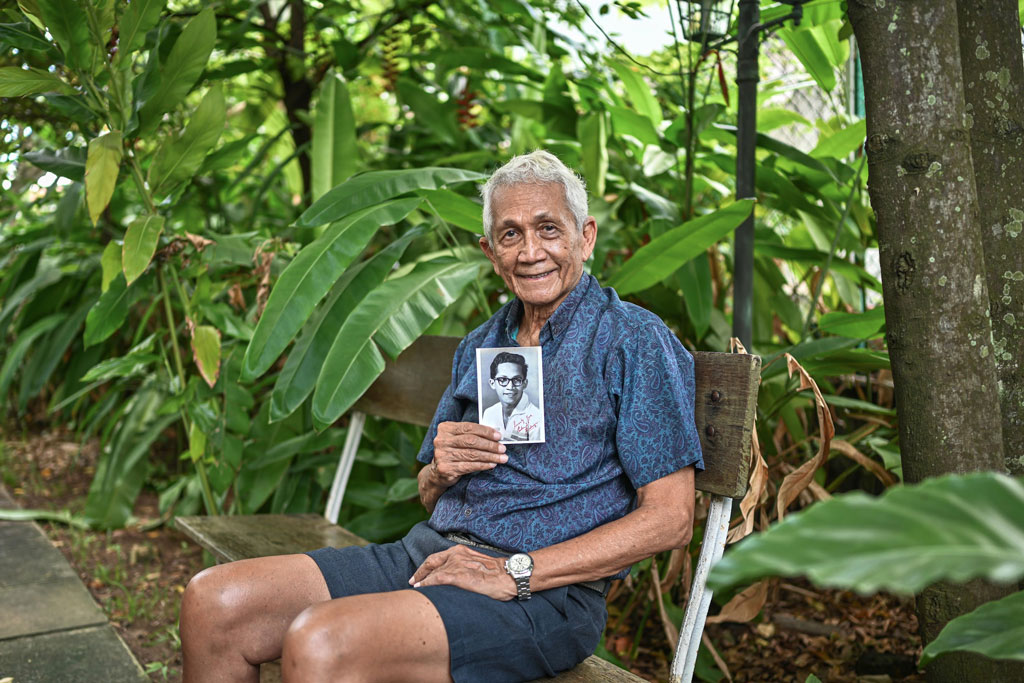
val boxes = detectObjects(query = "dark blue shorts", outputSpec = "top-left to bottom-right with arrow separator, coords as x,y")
306,521 -> 608,682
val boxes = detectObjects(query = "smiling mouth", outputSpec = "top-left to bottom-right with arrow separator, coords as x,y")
517,271 -> 554,281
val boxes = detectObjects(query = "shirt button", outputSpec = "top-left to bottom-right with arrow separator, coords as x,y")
463,508 -> 472,517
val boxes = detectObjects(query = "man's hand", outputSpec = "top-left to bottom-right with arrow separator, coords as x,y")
431,421 -> 507,486
409,545 -> 517,601
418,422 -> 507,512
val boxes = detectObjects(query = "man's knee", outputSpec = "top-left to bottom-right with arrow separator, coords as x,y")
181,565 -> 249,637
281,603 -> 362,678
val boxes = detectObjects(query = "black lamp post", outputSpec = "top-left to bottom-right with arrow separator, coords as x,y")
682,0 -> 810,350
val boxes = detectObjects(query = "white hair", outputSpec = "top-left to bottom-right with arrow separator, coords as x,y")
480,150 -> 588,244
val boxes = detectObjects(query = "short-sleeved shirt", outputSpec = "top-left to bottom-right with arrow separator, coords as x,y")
417,273 -> 703,575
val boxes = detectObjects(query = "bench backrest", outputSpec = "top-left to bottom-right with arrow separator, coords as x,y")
353,336 -> 760,499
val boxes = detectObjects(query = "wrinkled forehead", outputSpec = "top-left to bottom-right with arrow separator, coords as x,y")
491,182 -> 573,223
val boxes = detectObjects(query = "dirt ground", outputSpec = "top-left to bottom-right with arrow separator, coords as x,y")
1,429 -> 923,682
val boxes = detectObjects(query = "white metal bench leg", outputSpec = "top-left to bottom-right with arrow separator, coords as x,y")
324,411 -> 366,525
670,494 -> 733,683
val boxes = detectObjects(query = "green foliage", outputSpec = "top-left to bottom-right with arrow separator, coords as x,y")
1,0 -> 894,670
709,473 -> 1024,667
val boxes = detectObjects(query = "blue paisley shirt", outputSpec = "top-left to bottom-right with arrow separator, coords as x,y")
417,273 -> 703,575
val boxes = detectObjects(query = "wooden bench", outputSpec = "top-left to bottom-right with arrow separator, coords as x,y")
178,335 -> 760,683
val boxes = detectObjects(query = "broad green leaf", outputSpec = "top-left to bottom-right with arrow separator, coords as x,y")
374,261 -> 479,358
609,105 -> 660,146
269,227 -> 424,422
85,131 -> 122,226
0,313 -> 63,397
35,0 -> 92,69
189,421 -> 206,462
778,26 -> 836,91
311,72 -> 357,201
395,78 -> 460,146
84,273 -> 130,347
80,351 -> 159,382
101,241 -> 121,293
148,87 -> 225,196
0,21 -> 52,51
116,0 -> 165,62
708,472 -> 1024,595
191,324 -> 221,388
610,200 -> 754,296
921,590 -> 1024,665
755,108 -> 811,132
137,8 -> 216,135
242,198 -> 423,380
578,111 -> 608,197
610,61 -> 661,128
418,189 -> 483,234
298,167 -> 484,229
122,214 -> 164,285
386,477 -> 420,502
679,254 -> 712,339
812,20 -> 850,69
0,66 -> 74,96
818,307 -> 886,339
18,297 -> 93,408
23,146 -> 86,181
642,145 -> 675,177
812,120 -> 866,160
312,260 -> 477,425
346,501 -> 427,543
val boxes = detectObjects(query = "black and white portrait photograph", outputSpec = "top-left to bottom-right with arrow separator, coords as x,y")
475,346 -> 545,443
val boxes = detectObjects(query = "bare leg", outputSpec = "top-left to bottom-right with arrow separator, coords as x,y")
281,589 -> 452,683
180,554 -> 330,683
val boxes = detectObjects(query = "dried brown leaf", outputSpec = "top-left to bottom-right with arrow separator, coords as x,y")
650,556 -> 679,649
829,439 -> 897,487
776,354 -> 835,521
706,580 -> 769,625
702,631 -> 733,681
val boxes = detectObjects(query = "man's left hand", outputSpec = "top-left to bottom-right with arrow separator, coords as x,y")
409,545 -> 517,601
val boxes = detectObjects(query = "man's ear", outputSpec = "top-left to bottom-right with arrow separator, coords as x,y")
581,216 -> 598,261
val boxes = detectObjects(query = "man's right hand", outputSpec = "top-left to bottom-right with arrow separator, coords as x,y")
429,421 -> 508,487
419,422 -> 507,513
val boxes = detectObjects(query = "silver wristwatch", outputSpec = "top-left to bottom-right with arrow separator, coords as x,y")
504,553 -> 534,601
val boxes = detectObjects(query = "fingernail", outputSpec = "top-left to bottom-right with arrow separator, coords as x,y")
493,431 -> 502,440
499,455 -> 508,463
498,444 -> 506,453
413,581 -> 421,588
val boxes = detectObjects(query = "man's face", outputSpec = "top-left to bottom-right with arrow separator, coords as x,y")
490,362 -> 526,407
479,183 -> 597,317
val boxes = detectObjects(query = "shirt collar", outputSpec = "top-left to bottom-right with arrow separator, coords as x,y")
503,272 -> 595,344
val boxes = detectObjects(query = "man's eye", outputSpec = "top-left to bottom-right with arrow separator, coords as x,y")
503,229 -> 518,239
541,224 -> 558,233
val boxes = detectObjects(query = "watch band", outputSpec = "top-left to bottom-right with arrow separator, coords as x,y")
513,574 -> 531,601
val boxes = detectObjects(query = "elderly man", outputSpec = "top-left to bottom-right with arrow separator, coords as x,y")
180,150 -> 703,682
480,351 -> 542,442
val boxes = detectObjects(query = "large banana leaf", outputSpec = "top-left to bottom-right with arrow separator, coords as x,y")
921,589 -> 1024,665
311,259 -> 478,426
609,200 -> 753,296
311,71 -> 357,201
241,198 -> 422,381
708,472 -> 1024,595
417,189 -> 483,234
269,227 -> 424,422
296,168 -> 485,229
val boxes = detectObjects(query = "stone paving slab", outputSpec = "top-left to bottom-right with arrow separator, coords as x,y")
0,576 -> 107,640
0,485 -> 146,681
0,625 -> 147,683
0,522 -> 78,588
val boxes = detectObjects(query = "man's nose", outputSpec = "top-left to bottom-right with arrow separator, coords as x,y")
518,231 -> 545,262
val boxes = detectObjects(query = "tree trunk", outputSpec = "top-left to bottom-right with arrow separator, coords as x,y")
957,0 -> 1024,476
848,2 -> 1018,680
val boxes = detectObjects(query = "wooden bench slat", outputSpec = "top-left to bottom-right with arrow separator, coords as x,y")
176,514 -> 367,564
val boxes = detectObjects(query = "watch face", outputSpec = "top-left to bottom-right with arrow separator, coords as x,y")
508,554 -> 532,573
